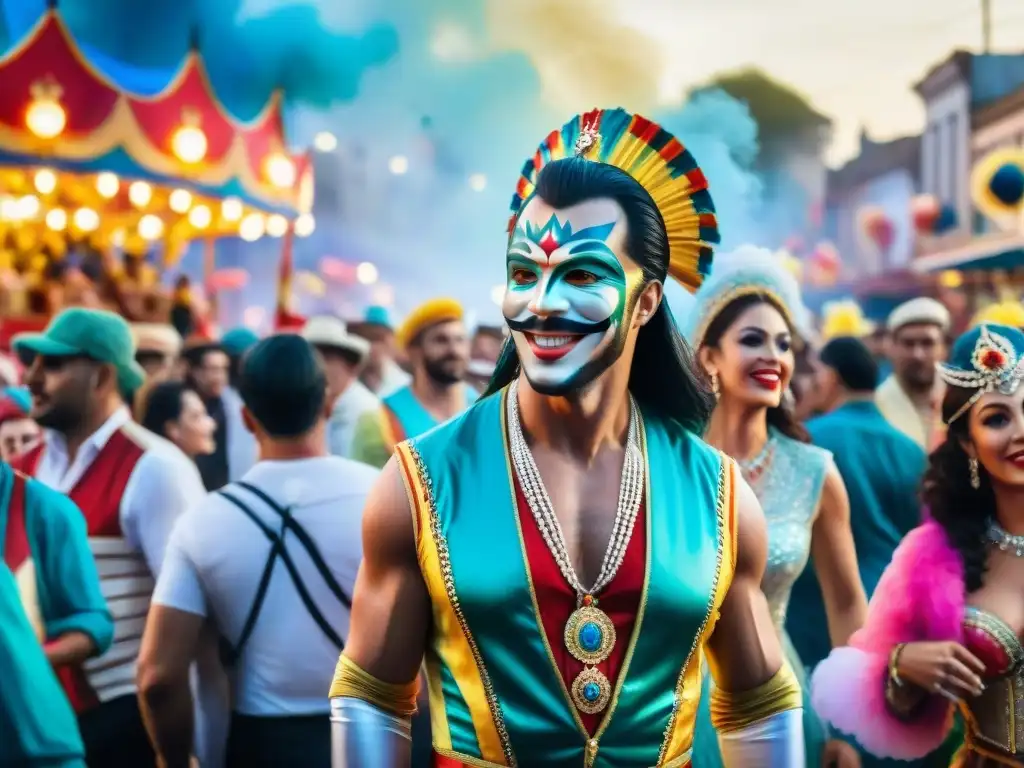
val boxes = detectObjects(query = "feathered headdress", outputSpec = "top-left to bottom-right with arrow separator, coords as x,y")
970,299 -> 1024,330
821,299 -> 875,341
508,108 -> 720,293
680,245 -> 813,348
939,323 -> 1024,424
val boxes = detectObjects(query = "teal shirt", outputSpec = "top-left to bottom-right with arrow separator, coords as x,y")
402,388 -> 730,767
0,463 -> 113,765
786,400 -> 925,668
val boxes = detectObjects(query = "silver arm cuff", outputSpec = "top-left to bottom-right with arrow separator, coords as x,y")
330,696 -> 412,768
718,707 -> 805,768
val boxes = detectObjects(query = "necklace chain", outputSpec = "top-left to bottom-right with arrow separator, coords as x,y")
507,380 -> 645,598
988,520 -> 1024,557
738,436 -> 776,484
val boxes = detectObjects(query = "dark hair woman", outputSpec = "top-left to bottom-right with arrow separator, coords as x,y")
138,380 -> 216,459
682,246 -> 866,768
814,322 -> 1024,767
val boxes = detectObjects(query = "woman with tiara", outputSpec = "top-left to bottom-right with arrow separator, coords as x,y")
813,323 -> 1024,767
683,246 -> 869,767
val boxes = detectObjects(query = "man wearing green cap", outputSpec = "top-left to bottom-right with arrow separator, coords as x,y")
13,307 -> 209,766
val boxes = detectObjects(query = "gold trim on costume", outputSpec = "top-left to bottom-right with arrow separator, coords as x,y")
501,385 -> 654,765
709,662 -> 803,733
397,442 -> 516,767
328,654 -> 419,717
657,455 -> 734,765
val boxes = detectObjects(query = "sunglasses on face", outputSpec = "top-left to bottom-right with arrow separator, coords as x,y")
37,354 -> 97,372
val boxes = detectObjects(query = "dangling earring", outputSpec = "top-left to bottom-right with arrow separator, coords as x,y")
969,457 -> 981,489
710,372 -> 720,400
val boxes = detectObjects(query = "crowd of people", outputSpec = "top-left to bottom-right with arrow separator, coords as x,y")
2,105 -> 1023,768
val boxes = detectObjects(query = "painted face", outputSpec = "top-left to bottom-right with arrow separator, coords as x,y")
967,385 -> 1024,489
502,197 -> 643,394
706,301 -> 795,409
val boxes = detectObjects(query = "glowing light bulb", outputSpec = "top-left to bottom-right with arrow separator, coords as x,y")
388,155 -> 409,175
169,189 -> 192,214
265,153 -> 296,188
221,197 -> 243,222
33,169 -> 57,195
45,208 -> 67,231
73,207 -> 99,233
188,205 -> 212,229
314,132 -> 337,152
138,214 -> 164,241
356,262 -> 378,285
294,213 -> 315,237
25,91 -> 66,139
469,173 -> 487,192
96,172 -> 119,199
16,196 -> 39,220
239,213 -> 265,242
171,124 -> 207,164
266,214 -> 288,238
129,181 -> 152,208
0,198 -> 16,221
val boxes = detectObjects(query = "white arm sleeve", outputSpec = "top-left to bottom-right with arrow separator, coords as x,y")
718,708 -> 805,768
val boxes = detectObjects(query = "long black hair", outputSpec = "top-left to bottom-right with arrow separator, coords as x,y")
484,157 -> 714,434
924,386 -> 993,592
700,292 -> 810,443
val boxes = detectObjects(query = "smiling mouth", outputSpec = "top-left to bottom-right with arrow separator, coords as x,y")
1008,450 -> 1024,465
750,369 -> 781,390
525,333 -> 584,362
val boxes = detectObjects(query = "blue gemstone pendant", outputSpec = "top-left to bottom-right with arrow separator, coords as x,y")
571,666 -> 611,714
563,603 -> 616,665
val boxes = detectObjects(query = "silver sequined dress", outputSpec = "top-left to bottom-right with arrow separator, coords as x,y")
691,429 -> 831,767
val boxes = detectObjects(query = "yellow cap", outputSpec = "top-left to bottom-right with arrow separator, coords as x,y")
395,297 -> 463,349
971,300 -> 1024,329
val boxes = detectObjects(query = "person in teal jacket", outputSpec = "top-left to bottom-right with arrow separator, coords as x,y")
0,461 -> 113,765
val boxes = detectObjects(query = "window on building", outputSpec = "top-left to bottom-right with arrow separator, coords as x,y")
946,112 -> 958,206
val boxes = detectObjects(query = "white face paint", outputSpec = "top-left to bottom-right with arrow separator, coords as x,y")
502,197 -> 642,394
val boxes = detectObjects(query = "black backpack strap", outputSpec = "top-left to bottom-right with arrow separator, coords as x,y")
217,488 -> 345,665
236,480 -> 352,609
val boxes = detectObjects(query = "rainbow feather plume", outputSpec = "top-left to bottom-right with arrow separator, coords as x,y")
509,108 -> 721,293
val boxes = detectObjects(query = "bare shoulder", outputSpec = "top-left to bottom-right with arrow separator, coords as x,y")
361,455 -> 417,567
818,460 -> 849,515
733,471 -> 768,577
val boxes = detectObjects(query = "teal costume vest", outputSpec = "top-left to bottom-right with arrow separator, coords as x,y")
383,384 -> 477,442
398,388 -> 732,767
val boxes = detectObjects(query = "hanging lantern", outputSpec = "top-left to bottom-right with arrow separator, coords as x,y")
25,80 -> 66,140
972,147 -> 1024,224
171,110 -> 207,164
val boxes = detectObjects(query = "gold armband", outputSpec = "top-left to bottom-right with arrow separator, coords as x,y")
710,662 -> 802,734
328,654 -> 420,717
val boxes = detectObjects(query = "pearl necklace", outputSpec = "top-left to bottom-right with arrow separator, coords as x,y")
738,435 -> 776,486
506,381 -> 645,715
988,520 -> 1024,557
506,380 -> 644,598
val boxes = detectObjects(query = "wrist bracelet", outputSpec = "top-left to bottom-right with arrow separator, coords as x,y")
888,643 -> 907,687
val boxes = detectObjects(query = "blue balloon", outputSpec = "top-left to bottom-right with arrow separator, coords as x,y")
990,163 -> 1024,206
934,204 -> 958,234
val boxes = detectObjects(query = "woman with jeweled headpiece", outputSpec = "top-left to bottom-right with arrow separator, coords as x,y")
681,246 -> 869,768
328,109 -> 806,766
814,323 -> 1024,767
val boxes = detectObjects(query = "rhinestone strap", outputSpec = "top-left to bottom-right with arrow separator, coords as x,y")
506,380 -> 645,599
988,521 -> 1024,557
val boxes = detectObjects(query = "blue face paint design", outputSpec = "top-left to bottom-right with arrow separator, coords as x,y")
502,209 -> 642,395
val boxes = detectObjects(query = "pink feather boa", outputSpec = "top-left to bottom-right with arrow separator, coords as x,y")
810,520 -> 963,760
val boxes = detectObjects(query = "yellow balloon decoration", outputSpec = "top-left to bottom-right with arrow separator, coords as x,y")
971,146 -> 1024,223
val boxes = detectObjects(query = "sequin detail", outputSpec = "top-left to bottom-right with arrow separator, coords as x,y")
746,432 -> 830,632
408,446 -> 517,767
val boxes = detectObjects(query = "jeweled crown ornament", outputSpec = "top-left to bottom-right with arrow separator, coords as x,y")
939,324 -> 1024,424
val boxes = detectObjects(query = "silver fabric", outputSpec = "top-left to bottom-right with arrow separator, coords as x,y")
718,707 -> 805,767
745,432 -> 830,631
330,697 -> 412,768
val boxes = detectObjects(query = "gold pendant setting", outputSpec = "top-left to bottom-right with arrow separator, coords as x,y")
564,603 -> 616,665
571,666 -> 611,714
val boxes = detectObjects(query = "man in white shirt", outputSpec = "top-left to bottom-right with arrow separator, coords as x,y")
301,315 -> 379,459
13,307 -> 207,766
139,334 -> 376,768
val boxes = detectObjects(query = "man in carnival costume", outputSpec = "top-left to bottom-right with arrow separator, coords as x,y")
329,109 -> 804,766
